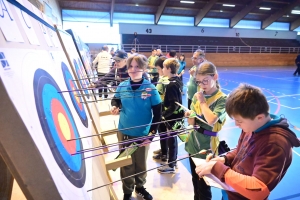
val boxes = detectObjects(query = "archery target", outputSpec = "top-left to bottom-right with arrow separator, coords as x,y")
33,68 -> 86,188
61,62 -> 88,127
73,58 -> 90,99
78,58 -> 91,91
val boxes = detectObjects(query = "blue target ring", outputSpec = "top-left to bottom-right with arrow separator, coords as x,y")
73,59 -> 89,99
61,62 -> 88,127
33,69 -> 86,188
78,58 -> 90,87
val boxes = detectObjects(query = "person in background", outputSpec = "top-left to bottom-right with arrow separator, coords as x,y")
152,56 -> 169,161
293,54 -> 300,76
177,54 -> 186,94
92,45 -> 111,98
148,48 -> 159,84
156,49 -> 164,57
166,49 -> 177,59
196,83 -> 300,200
187,49 -> 206,109
127,48 -> 136,57
111,54 -> 162,200
110,47 -> 115,56
185,61 -> 227,200
89,50 -> 150,96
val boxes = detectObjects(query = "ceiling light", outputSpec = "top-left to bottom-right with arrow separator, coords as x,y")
220,10 -> 223,12
291,10 -> 300,14
135,3 -> 139,6
223,4 -> 235,7
180,1 -> 195,4
259,7 -> 271,10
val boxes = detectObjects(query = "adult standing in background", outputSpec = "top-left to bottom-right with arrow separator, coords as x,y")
293,54 -> 300,76
178,54 -> 186,95
187,49 -> 205,109
90,50 -> 150,90
167,49 -> 177,59
156,49 -> 164,57
148,48 -> 159,84
177,54 -> 186,82
110,47 -> 115,56
92,45 -> 112,98
127,48 -> 136,57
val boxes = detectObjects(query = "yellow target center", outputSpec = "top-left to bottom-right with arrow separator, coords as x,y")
58,113 -> 71,140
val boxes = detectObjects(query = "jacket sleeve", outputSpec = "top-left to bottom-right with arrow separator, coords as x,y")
148,103 -> 162,140
224,147 -> 237,166
211,163 -> 270,200
212,142 -> 290,200
162,84 -> 180,118
94,68 -> 115,87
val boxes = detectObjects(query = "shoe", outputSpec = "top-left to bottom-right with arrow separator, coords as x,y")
153,154 -> 168,162
158,165 -> 175,174
175,163 -> 178,169
161,155 -> 167,162
135,187 -> 153,200
153,149 -> 161,154
153,154 -> 162,160
123,193 -> 132,200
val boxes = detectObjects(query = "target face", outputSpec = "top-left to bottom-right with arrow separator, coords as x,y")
33,69 -> 86,188
61,62 -> 88,127
73,59 -> 89,99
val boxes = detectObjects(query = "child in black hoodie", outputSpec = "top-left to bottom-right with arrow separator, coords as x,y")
157,58 -> 184,174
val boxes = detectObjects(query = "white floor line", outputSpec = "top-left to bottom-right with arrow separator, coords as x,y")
266,94 -> 300,98
232,72 -> 300,82
293,149 -> 300,157
268,101 -> 300,109
220,88 -> 232,92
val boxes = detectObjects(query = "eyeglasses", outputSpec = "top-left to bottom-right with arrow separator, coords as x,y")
195,79 -> 209,85
195,75 -> 214,85
191,57 -> 200,60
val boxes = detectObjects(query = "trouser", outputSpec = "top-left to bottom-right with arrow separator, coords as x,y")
97,72 -> 108,98
189,156 -> 212,200
117,132 -> 149,194
178,76 -> 183,92
158,121 -> 178,168
188,98 -> 192,110
293,64 -> 300,75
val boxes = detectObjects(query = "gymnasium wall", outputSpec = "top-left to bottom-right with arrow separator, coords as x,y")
141,52 -> 298,67
119,24 -> 298,40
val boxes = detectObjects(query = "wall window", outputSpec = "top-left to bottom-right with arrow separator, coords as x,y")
158,15 -> 194,26
233,20 -> 261,29
198,18 -> 229,28
265,22 -> 290,31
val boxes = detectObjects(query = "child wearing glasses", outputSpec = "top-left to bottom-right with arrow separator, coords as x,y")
185,61 -> 227,200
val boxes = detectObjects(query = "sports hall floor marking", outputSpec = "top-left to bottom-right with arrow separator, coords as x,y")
231,72 -> 300,82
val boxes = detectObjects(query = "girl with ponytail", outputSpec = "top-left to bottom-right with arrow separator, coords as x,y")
184,61 -> 227,200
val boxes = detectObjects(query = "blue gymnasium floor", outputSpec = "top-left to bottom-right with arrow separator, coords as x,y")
180,66 -> 300,200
